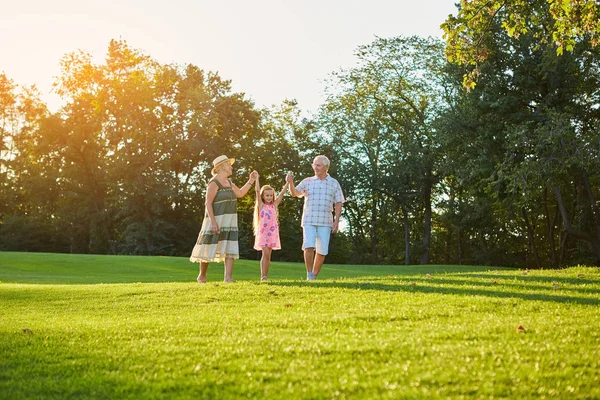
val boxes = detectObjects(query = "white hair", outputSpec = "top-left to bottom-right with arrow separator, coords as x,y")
314,155 -> 330,167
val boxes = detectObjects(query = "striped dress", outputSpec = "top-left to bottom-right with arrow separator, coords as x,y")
190,178 -> 239,263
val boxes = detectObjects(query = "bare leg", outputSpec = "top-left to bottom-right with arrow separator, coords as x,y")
304,248 -> 315,275
304,247 -> 315,279
312,253 -> 326,277
197,262 -> 209,283
261,247 -> 272,280
223,257 -> 235,282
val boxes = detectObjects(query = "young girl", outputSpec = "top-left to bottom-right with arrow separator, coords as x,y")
253,175 -> 289,281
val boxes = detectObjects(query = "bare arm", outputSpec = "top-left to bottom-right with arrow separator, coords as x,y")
274,181 -> 289,207
205,181 -> 219,232
286,173 -> 301,197
232,170 -> 258,198
332,202 -> 343,233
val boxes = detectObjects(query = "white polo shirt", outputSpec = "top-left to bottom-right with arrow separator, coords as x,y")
296,174 -> 345,227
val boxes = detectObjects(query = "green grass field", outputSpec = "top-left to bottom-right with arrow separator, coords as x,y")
1,252 -> 599,399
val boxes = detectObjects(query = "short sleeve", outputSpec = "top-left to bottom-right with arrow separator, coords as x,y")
296,179 -> 308,197
334,180 -> 345,203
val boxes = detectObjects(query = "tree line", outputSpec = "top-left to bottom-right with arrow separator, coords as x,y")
1,1 -> 599,267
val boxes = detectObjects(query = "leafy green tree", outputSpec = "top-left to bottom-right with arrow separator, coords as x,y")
0,74 -> 70,251
442,0 -> 600,89
439,5 -> 600,266
50,48 -> 114,253
20,39 -> 270,255
247,100 -> 309,262
0,73 -> 18,221
319,36 -> 452,264
2,39 -> 309,258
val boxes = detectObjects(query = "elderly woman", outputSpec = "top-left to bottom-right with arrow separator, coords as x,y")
190,155 -> 258,283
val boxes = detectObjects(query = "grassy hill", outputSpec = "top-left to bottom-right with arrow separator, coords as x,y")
1,252 -> 599,399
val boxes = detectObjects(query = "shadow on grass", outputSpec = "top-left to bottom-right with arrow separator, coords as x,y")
455,272 -> 600,286
396,275 -> 600,297
269,279 -> 600,306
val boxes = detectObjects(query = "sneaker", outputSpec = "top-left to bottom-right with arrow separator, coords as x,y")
307,272 -> 316,281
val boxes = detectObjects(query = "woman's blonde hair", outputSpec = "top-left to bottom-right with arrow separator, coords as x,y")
253,185 -> 276,236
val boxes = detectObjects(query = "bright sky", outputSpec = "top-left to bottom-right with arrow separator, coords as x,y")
2,0 -> 457,114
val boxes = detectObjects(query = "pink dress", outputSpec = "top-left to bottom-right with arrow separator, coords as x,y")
254,204 -> 281,250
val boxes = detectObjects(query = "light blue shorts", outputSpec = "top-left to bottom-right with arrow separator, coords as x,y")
302,225 -> 332,255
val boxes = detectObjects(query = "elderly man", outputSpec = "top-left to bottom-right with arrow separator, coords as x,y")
286,155 -> 345,280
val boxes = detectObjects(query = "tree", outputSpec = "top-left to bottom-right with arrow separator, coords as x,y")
0,73 -> 18,221
1,39 -> 311,257
319,36 -> 452,264
0,74 -> 69,251
243,100 -> 308,261
442,0 -> 600,89
12,39 -> 269,255
439,6 -> 600,266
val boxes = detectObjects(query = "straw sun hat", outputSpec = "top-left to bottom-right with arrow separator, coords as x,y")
211,155 -> 235,176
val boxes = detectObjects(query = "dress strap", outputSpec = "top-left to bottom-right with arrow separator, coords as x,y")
209,178 -> 233,189
209,178 -> 223,189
